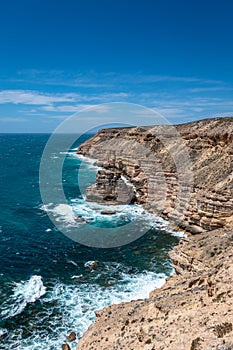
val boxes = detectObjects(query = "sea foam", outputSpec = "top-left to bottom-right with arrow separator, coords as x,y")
2,269 -> 166,350
1,275 -> 46,319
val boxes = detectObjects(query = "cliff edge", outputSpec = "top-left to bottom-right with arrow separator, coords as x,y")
76,118 -> 233,350
78,117 -> 233,233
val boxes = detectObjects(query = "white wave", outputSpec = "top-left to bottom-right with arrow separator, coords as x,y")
41,199 -> 142,228
42,270 -> 165,344
72,199 -> 148,226
170,230 -> 187,238
71,199 -> 183,236
42,203 -> 77,225
75,154 -> 106,175
41,198 -> 185,238
67,260 -> 78,267
1,275 -> 46,319
0,328 -> 7,337
71,274 -> 83,280
1,268 -> 166,350
84,260 -> 98,268
73,157 -> 185,232
74,154 -> 98,166
59,151 -> 72,155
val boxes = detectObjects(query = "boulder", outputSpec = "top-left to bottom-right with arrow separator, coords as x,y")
62,344 -> 71,350
66,332 -> 76,342
100,210 -> 117,215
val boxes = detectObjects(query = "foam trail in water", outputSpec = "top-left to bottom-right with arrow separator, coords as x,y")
42,199 -> 186,237
1,269 -> 166,349
42,203 -> 77,225
42,270 -> 165,347
0,328 -> 7,338
0,275 -> 46,319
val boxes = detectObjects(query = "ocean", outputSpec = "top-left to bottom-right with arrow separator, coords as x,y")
0,133 -> 182,349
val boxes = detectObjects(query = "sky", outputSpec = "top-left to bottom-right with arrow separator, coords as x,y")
0,0 -> 233,132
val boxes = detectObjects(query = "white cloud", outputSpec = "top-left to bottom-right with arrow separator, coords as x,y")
192,107 -> 204,112
11,70 -> 227,88
41,104 -> 111,113
156,107 -> 185,116
189,86 -> 233,93
212,112 -> 233,118
42,105 -> 84,112
0,90 -> 131,109
0,90 -> 78,105
0,117 -> 28,122
0,73 -> 232,130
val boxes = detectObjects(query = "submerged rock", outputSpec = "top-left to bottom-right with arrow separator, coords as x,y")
100,210 -> 117,215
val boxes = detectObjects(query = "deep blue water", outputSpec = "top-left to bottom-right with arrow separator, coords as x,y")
0,134 -> 181,349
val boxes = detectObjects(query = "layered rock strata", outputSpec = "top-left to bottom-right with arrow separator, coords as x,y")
76,117 -> 233,350
86,169 -> 136,205
78,117 -> 233,233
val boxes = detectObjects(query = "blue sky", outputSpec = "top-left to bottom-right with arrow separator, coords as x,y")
0,0 -> 233,132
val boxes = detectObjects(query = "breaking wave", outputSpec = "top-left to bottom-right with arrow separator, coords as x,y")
0,269 -> 165,350
1,275 -> 46,319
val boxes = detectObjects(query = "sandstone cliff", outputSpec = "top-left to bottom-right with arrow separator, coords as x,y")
78,117 -> 233,233
76,117 -> 233,350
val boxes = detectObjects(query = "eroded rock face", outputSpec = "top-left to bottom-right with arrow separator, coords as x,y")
76,118 -> 233,350
76,228 -> 233,350
86,169 -> 136,205
78,117 -> 233,232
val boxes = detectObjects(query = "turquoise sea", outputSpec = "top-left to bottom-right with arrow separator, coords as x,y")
0,133 -> 181,349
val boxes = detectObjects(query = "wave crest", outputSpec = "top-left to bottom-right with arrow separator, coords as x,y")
1,275 -> 46,319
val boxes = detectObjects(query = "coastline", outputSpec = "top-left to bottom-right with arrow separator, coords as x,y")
75,117 -> 233,349
77,118 -> 233,234
77,153 -> 187,238
76,227 -> 233,350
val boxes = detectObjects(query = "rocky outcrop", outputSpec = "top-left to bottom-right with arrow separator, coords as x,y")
76,117 -> 233,350
76,228 -> 233,350
86,169 -> 136,205
78,117 -> 233,233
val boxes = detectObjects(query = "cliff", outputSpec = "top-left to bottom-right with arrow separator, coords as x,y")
76,228 -> 233,350
76,117 -> 233,350
78,117 -> 233,233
